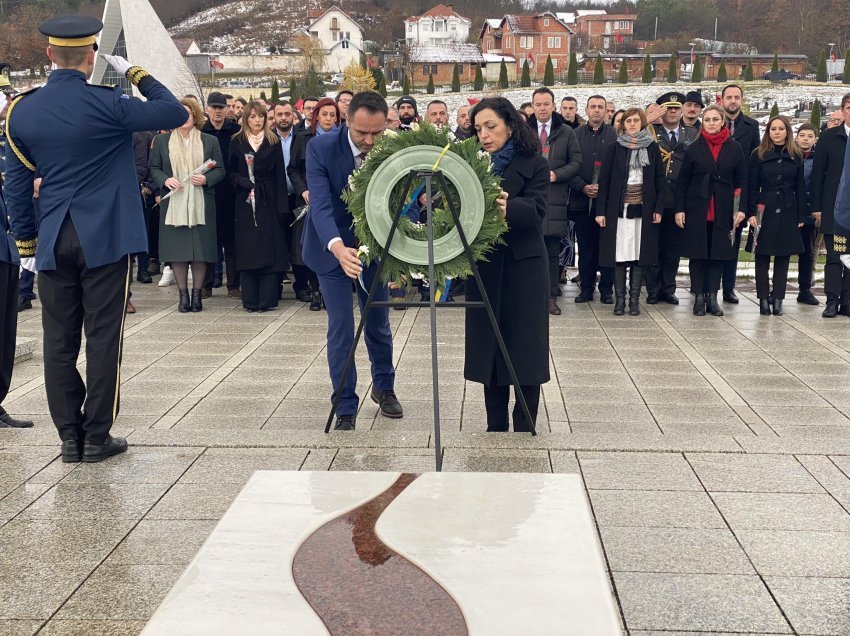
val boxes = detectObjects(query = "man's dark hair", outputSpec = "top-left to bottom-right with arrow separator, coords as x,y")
235,97 -> 247,106
797,122 -> 817,135
587,94 -> 606,105
223,93 -> 233,100
303,96 -> 319,104
532,87 -> 555,102
273,100 -> 292,109
561,96 -> 578,105
348,91 -> 389,118
426,99 -> 447,111
335,89 -> 354,102
721,84 -> 744,98
470,97 -> 540,155
519,101 -> 532,110
841,92 -> 850,110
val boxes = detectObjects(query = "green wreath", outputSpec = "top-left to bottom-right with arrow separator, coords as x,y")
343,123 -> 506,288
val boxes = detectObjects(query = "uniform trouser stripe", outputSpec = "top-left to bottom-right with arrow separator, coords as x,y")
113,255 -> 132,423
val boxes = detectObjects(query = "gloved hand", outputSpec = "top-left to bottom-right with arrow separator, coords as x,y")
20,257 -> 36,273
100,54 -> 133,77
238,177 -> 254,191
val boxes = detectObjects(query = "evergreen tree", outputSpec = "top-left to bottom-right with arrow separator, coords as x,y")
260,90 -> 268,101
692,55 -> 703,82
666,54 -> 678,83
301,66 -> 325,99
378,74 -> 387,97
402,73 -> 411,94
844,49 -> 850,85
770,102 -> 779,117
371,67 -> 385,93
289,78 -> 298,102
451,64 -> 461,92
520,60 -> 531,87
543,55 -> 554,86
717,59 -> 728,82
567,51 -> 578,85
743,60 -> 754,81
270,80 -> 280,103
593,54 -> 605,85
810,99 -> 822,129
427,72 -> 435,94
617,58 -> 629,84
771,54 -> 780,74
816,50 -> 827,82
641,53 -> 652,83
473,63 -> 484,91
498,59 -> 509,88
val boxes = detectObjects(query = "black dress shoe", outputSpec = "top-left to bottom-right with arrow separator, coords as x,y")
82,435 -> 128,463
212,274 -> 223,289
61,439 -> 82,463
18,297 -> 32,311
760,299 -> 772,315
334,415 -> 356,431
797,290 -> 820,305
309,291 -> 324,311
295,289 -> 312,303
840,304 -> 850,317
0,412 -> 33,428
660,293 -> 680,305
646,293 -> 660,304
599,292 -> 614,304
137,270 -> 152,284
823,301 -> 839,318
574,292 -> 593,303
548,299 -> 562,315
723,290 -> 739,304
371,388 -> 403,418
772,299 -> 784,316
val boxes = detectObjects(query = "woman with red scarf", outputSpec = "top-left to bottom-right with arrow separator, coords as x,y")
675,104 -> 748,317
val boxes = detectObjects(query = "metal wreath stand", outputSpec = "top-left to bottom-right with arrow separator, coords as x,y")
324,145 -> 537,472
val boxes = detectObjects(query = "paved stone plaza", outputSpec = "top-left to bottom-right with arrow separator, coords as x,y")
1,276 -> 850,636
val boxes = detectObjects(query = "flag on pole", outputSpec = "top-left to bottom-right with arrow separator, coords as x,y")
210,59 -> 225,70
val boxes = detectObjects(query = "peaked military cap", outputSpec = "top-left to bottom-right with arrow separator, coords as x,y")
38,15 -> 103,50
656,91 -> 687,108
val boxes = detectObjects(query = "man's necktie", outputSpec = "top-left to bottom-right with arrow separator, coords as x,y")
729,119 -> 735,135
355,151 -> 366,169
670,130 -> 677,146
540,124 -> 548,145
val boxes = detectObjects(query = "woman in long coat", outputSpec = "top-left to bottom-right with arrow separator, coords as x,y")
747,115 -> 806,316
465,97 -> 550,433
287,98 -> 340,311
596,107 -> 664,316
228,101 -> 290,312
149,97 -> 226,313
675,104 -> 748,317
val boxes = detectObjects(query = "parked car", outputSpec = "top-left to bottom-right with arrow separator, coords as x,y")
329,72 -> 344,85
763,70 -> 800,81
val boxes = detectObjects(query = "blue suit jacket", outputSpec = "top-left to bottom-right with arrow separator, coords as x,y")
4,69 -> 187,270
0,181 -> 19,265
301,125 -> 357,275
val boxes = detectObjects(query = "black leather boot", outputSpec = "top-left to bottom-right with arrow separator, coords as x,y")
707,293 -> 724,316
693,294 -> 706,316
772,299 -> 784,316
178,289 -> 190,313
628,265 -> 643,316
613,264 -> 626,315
759,299 -> 772,315
191,289 -> 203,312
823,301 -> 839,318
309,291 -> 324,311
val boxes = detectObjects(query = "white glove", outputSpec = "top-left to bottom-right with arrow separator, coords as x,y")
20,258 -> 36,273
840,254 -> 850,271
100,54 -> 133,77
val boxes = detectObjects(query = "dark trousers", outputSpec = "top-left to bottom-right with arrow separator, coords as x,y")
292,264 -> 319,293
0,261 -> 19,406
483,383 -> 541,432
573,213 -> 613,295
690,259 -> 722,294
241,271 -> 280,310
824,234 -> 850,304
204,238 -> 239,291
317,262 -> 394,417
18,268 -> 36,301
544,235 -> 562,298
755,254 -> 790,299
798,225 -> 820,292
40,217 -> 130,445
144,195 -> 159,260
721,224 -> 744,293
645,211 -> 680,296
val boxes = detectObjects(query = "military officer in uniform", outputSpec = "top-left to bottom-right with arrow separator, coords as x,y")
4,16 -> 187,462
646,91 -> 698,304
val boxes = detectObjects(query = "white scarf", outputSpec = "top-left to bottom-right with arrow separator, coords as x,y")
165,128 -> 206,227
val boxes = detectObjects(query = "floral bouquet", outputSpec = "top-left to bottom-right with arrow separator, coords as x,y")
245,153 -> 257,226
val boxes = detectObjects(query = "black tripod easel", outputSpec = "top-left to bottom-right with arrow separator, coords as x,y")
324,169 -> 537,471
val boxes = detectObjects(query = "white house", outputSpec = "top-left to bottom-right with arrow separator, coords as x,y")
405,4 -> 472,47
307,6 -> 365,72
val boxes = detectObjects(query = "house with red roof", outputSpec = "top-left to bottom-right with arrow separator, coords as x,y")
405,4 -> 472,47
479,13 -> 573,78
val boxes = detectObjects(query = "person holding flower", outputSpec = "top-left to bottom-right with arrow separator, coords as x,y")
674,104 -> 748,317
149,97 -> 226,313
227,100 -> 289,312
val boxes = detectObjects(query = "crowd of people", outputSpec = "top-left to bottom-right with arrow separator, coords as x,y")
2,13 -> 850,448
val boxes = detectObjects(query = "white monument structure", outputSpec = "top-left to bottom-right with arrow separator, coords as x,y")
91,0 -> 198,97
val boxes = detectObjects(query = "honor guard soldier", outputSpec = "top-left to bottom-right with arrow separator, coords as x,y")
646,91 -> 698,304
4,16 -> 188,462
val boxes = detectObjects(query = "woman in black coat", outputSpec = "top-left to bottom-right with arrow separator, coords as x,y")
596,107 -> 664,316
747,115 -> 806,316
287,98 -> 340,311
675,105 -> 748,317
228,101 -> 290,312
465,97 -> 550,433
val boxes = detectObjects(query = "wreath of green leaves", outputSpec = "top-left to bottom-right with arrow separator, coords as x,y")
342,123 -> 506,287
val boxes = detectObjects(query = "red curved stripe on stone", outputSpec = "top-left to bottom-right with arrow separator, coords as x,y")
292,473 -> 469,635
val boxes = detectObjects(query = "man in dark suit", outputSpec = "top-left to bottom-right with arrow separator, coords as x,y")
5,16 -> 187,461
720,84 -> 760,303
302,91 -> 402,430
811,92 -> 850,317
